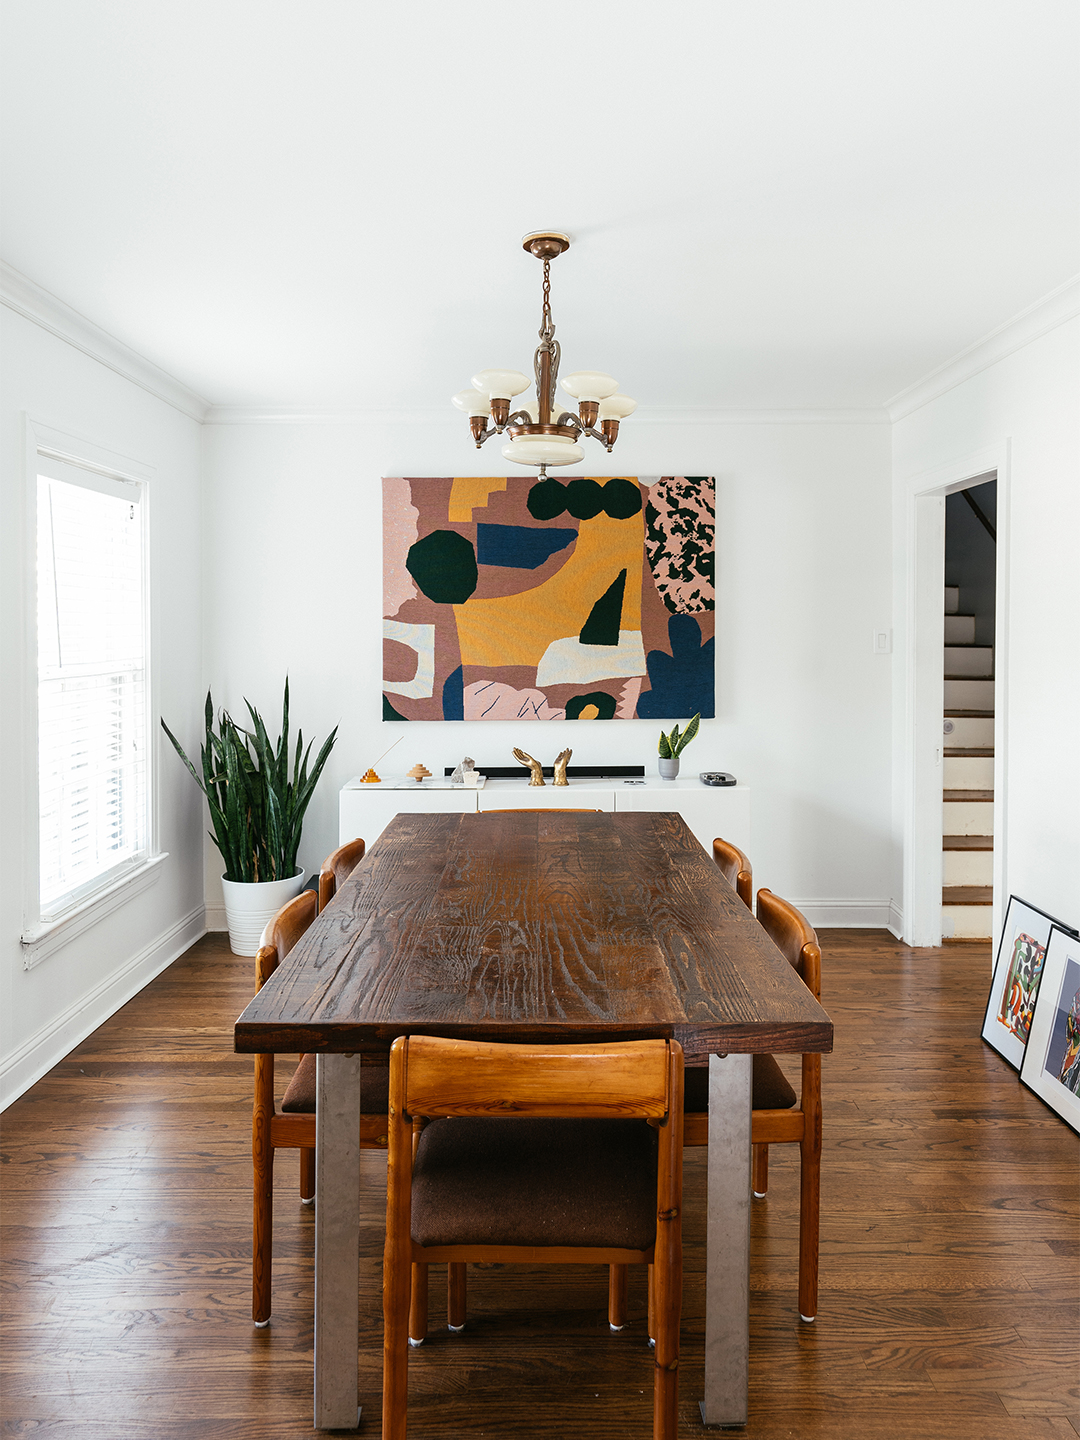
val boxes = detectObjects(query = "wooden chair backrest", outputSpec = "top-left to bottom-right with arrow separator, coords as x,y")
755,888 -> 821,999
397,1036 -> 676,1120
255,889 -> 317,990
712,836 -> 753,910
318,836 -> 366,910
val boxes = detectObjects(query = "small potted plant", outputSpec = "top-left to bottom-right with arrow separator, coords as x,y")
657,713 -> 700,779
162,681 -> 337,955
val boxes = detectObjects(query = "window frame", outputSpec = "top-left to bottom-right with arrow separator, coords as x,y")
20,416 -> 165,968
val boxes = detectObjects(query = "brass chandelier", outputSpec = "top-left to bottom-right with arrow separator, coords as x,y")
452,232 -> 636,472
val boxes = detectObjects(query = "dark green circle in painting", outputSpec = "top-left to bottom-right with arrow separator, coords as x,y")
601,477 -> 643,518
527,477 -> 568,520
565,691 -> 617,720
405,530 -> 478,604
565,478 -> 605,520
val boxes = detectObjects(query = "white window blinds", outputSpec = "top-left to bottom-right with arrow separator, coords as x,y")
37,459 -> 148,920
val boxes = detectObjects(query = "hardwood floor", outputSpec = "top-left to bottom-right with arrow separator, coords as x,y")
2,929 -> 1077,1438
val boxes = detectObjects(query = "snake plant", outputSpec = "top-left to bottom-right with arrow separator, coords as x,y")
657,713 -> 700,760
162,680 -> 337,884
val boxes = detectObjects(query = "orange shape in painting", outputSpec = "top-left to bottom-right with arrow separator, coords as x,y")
578,704 -> 601,719
448,476 -> 508,522
454,507 -> 644,668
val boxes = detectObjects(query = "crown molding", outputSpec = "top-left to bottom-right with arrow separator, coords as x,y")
204,403 -> 889,426
1,261 -> 211,423
887,275 -> 1080,422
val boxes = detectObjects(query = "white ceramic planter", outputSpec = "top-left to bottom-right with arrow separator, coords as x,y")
221,869 -> 306,956
658,757 -> 680,779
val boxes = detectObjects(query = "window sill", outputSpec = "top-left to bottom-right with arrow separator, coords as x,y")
21,853 -> 169,971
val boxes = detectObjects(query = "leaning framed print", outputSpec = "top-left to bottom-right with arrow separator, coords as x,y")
1019,925 -> 1080,1134
980,895 -> 1077,1070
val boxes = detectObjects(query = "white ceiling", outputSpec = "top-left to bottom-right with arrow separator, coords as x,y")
2,1 -> 1077,411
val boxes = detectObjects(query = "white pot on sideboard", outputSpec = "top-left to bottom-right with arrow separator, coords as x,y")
221,869 -> 306,956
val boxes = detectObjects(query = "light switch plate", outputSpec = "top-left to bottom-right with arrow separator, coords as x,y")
873,629 -> 892,654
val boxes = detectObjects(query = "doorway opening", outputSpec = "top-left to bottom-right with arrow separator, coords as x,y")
941,478 -> 996,940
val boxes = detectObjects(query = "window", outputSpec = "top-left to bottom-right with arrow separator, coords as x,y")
36,454 -> 149,922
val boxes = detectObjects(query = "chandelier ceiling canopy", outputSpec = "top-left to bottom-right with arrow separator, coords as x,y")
452,232 -> 635,473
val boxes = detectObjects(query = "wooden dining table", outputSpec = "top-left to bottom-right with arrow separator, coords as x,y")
234,809 -> 833,1430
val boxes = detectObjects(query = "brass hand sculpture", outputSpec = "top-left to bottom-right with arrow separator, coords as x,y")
552,748 -> 572,786
512,747 -> 545,786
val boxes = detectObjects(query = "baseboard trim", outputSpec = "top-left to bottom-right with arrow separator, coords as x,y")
205,903 -> 227,932
887,900 -> 904,940
788,900 -> 893,928
0,905 -> 206,1111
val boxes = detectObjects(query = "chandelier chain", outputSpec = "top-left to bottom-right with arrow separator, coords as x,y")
540,258 -> 554,342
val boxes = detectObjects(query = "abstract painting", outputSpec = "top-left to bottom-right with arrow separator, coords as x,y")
980,895 -> 1075,1071
382,475 -> 715,722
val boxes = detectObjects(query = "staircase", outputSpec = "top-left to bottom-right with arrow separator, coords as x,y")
941,584 -> 994,939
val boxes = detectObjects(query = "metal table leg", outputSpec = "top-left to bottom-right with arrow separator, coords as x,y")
700,1051 -> 752,1428
314,1053 -> 362,1431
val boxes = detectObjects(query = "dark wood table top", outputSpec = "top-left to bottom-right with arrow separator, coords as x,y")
234,811 -> 833,1062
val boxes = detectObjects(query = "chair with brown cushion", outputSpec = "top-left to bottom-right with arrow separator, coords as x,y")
712,834 -> 752,910
251,887 -> 390,1326
681,889 -> 822,1322
383,1036 -> 684,1440
318,836 -> 366,910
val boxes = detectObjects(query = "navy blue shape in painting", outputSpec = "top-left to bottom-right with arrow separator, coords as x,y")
476,524 -> 576,570
636,615 -> 715,719
442,665 -> 464,721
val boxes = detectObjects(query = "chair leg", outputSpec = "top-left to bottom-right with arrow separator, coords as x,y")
300,1146 -> 315,1204
448,1261 -> 467,1332
608,1263 -> 628,1331
798,1124 -> 821,1322
646,1262 -> 655,1347
409,1263 -> 429,1347
253,1136 -> 273,1326
752,1142 -> 769,1198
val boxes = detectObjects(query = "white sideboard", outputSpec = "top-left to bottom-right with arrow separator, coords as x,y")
340,774 -> 750,859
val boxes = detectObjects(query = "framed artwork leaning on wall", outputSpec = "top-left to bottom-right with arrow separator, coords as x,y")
980,895 -> 1078,1071
1019,924 -> 1080,1134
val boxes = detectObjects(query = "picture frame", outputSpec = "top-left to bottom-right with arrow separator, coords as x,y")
1019,925 -> 1080,1134
980,895 -> 1077,1070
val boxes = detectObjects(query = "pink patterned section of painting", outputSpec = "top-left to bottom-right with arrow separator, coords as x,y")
644,476 -> 715,614
383,477 -> 419,617
463,681 -> 566,722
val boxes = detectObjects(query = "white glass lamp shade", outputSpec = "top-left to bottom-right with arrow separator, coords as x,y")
597,394 -> 637,420
560,370 -> 619,403
501,435 -> 585,467
452,388 -> 492,417
472,369 -> 530,401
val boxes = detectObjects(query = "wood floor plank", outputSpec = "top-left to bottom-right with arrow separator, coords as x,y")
1,929 -> 1077,1438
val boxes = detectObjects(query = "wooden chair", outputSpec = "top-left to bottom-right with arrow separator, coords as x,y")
680,888 -> 822,1322
251,887 -> 389,1326
712,834 -> 752,909
318,835 -> 366,910
383,1036 -> 684,1440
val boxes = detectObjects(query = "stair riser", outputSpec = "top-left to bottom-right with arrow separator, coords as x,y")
944,615 -> 975,644
945,679 -> 995,709
942,905 -> 993,940
944,586 -> 959,614
943,800 -> 994,835
944,646 -> 994,677
943,756 -> 995,789
943,850 -> 994,886
943,717 -> 994,746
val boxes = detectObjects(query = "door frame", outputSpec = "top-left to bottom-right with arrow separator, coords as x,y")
899,440 -> 1010,947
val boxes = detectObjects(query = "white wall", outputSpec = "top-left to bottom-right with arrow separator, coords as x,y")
201,413 -> 894,926
892,315 -> 1080,937
0,307 -> 206,1108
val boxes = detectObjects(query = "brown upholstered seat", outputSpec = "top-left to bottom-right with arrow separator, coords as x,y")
683,1053 -> 796,1113
281,1053 -> 390,1114
410,1117 -> 658,1250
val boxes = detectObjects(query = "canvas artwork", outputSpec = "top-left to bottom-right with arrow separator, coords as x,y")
382,475 -> 715,722
1020,925 -> 1080,1133
979,895 -> 1074,1071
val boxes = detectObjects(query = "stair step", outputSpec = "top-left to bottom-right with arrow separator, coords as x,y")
944,614 -> 976,644
945,679 -> 995,708
944,789 -> 993,802
943,886 -> 993,905
944,585 -> 959,614
943,757 -> 995,790
944,708 -> 994,718
944,646 -> 994,678
942,798 -> 994,836
943,835 -> 994,850
944,747 -> 994,757
942,904 -> 994,939
944,849 -> 993,885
